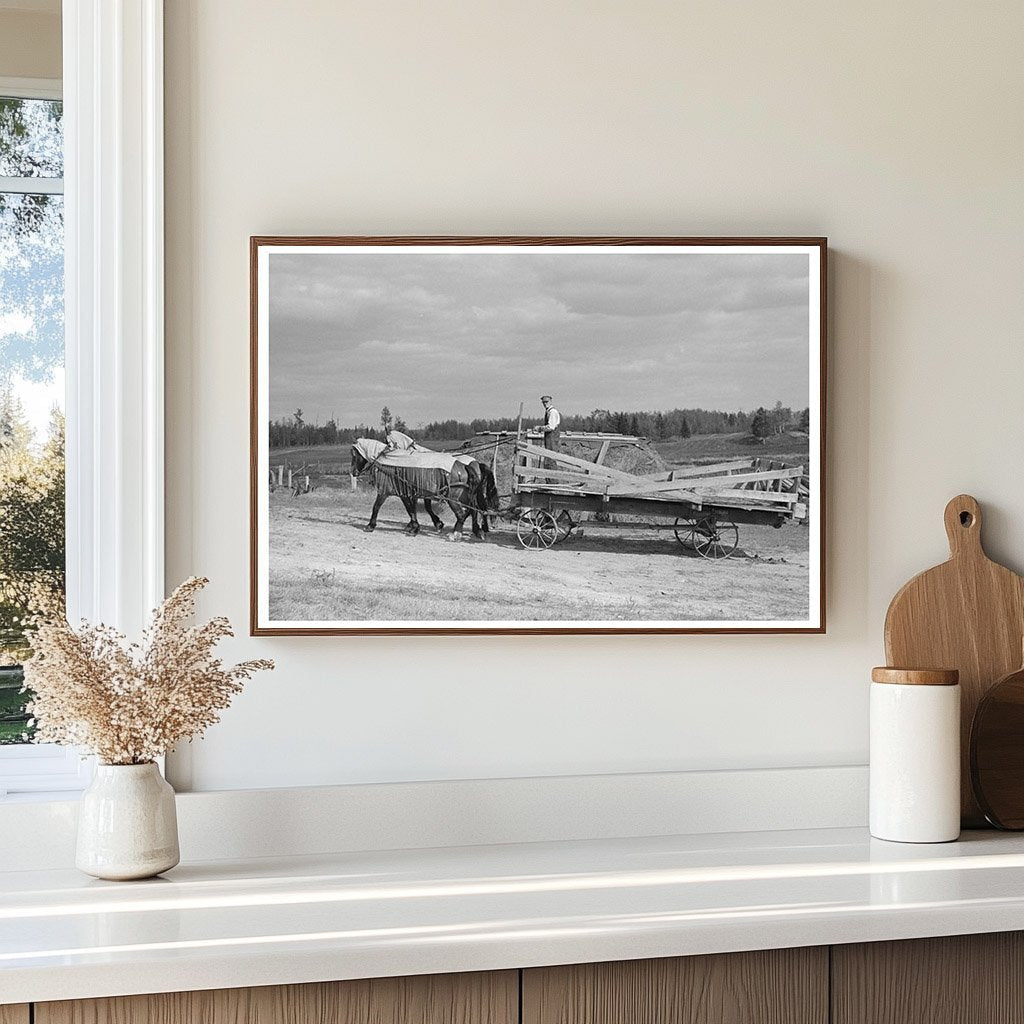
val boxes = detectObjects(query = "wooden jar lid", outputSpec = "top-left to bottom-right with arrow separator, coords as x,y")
871,667 -> 960,686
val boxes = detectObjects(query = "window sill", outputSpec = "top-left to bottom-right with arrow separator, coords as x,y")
0,746 -> 94,799
0,789 -> 85,804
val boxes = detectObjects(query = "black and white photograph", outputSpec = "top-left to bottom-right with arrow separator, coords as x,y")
251,238 -> 825,634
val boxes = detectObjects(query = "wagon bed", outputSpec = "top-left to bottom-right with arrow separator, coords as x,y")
509,432 -> 808,557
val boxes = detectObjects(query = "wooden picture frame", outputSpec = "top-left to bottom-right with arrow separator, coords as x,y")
250,236 -> 827,635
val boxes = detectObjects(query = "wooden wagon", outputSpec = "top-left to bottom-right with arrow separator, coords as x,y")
508,431 -> 808,558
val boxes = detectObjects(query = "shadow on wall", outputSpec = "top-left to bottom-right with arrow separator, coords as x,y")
827,249 -> 873,637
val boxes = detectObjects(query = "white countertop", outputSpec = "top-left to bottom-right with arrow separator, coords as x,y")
4,826 -> 1024,1004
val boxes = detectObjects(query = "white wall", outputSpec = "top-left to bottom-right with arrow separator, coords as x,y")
164,1 -> 1024,792
0,7 -> 61,81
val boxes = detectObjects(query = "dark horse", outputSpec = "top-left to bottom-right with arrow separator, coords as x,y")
350,439 -> 489,540
422,457 -> 500,537
382,431 -> 499,536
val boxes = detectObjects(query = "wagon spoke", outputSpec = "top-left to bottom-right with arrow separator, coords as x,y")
516,509 -> 558,549
535,511 -> 558,548
553,510 -> 576,543
692,518 -> 739,559
674,517 -> 697,547
523,514 -> 542,548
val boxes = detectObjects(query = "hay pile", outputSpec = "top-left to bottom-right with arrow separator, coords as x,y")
483,437 -> 668,498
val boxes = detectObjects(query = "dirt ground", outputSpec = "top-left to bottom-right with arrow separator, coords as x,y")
268,487 -> 812,624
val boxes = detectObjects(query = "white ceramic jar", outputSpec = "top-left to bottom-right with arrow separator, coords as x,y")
76,762 -> 180,880
870,667 -> 961,843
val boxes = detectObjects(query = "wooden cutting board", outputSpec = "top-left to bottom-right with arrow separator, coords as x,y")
884,494 -> 1024,826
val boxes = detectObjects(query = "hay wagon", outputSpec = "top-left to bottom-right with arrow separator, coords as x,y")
508,431 -> 808,558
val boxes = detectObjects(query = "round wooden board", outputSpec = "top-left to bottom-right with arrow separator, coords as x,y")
971,665 -> 1024,829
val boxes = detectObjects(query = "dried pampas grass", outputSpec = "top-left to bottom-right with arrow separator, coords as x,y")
23,577 -> 273,765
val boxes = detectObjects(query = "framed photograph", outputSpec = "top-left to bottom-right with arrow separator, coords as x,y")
250,236 -> 826,635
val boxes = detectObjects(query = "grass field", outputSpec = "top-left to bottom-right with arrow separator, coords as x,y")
267,487 -> 811,624
269,431 -> 811,492
653,430 -> 810,465
265,430 -> 813,624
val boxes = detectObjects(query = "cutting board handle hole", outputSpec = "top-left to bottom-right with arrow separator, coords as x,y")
944,495 -> 982,553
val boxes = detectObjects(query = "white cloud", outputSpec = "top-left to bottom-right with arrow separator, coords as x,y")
13,367 -> 64,444
267,250 -> 812,425
0,310 -> 33,337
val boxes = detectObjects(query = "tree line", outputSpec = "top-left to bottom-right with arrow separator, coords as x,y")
0,389 -> 64,726
270,401 -> 809,449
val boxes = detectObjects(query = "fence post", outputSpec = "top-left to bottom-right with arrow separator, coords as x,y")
350,475 -> 358,491
277,465 -> 284,486
287,469 -> 293,489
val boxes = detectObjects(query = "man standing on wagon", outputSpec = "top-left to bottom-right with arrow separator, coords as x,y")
539,394 -> 561,484
539,395 -> 561,452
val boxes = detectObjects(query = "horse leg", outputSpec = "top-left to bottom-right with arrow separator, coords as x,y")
468,486 -> 488,540
475,469 -> 493,537
447,498 -> 468,542
401,496 -> 420,535
446,467 -> 474,542
423,499 -> 445,533
472,485 -> 489,540
364,492 -> 385,532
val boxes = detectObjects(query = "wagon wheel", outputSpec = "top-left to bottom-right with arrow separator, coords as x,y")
553,510 -> 577,543
516,509 -> 558,549
689,516 -> 739,559
673,517 -> 696,547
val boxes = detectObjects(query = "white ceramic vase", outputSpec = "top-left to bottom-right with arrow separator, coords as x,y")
76,762 -> 180,880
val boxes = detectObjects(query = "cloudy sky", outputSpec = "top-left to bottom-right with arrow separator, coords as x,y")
267,249 -> 811,427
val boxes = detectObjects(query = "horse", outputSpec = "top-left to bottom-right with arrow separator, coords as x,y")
383,432 -> 500,537
350,438 -> 487,540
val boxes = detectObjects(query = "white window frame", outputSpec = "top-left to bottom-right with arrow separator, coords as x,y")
0,75 -> 84,796
0,77 -> 64,191
0,77 -> 61,102
0,0 -> 165,797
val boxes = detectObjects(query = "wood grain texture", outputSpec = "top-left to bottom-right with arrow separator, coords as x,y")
832,932 -> 1024,1024
522,948 -> 828,1024
36,971 -> 517,1024
884,494 -> 1024,826
871,667 -> 959,686
0,1007 -> 30,1024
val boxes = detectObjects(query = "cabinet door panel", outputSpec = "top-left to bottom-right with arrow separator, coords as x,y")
0,1007 -> 29,1024
36,971 -> 517,1024
523,948 -> 827,1024
832,932 -> 1024,1024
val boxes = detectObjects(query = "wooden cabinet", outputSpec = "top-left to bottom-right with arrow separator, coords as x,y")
34,971 -> 517,1024
832,932 -> 1024,1024
522,948 -> 828,1024
14,933 -> 1024,1024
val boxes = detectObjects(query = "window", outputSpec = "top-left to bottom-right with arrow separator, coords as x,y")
0,6 -> 166,798
0,79 -> 82,795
